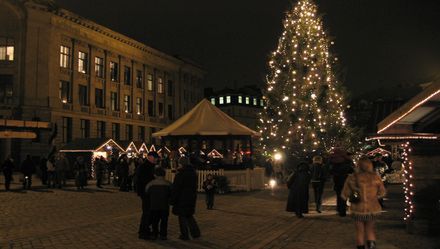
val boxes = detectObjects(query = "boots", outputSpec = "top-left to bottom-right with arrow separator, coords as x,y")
367,240 -> 376,249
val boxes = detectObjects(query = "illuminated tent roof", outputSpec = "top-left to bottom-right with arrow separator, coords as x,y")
153,99 -> 259,137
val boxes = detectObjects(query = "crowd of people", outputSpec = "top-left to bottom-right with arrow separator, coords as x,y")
278,149 -> 387,249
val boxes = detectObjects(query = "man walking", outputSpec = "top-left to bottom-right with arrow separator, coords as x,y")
310,156 -> 327,213
2,155 -> 14,191
329,148 -> 354,217
135,151 -> 158,240
21,155 -> 35,190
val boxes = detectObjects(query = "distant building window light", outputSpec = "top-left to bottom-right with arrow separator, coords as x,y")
245,97 -> 250,105
219,97 -> 224,104
211,98 -> 216,105
238,96 -> 243,104
260,99 -> 264,107
226,96 -> 231,103
253,98 -> 257,106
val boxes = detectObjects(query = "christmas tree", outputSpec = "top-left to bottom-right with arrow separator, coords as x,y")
259,0 -> 347,158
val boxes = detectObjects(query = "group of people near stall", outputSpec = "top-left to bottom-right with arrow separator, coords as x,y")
281,148 -> 387,249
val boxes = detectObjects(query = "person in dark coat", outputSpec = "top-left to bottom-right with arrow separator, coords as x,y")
136,151 -> 158,240
39,157 -> 48,185
118,155 -> 129,191
145,167 -> 172,240
329,148 -> 354,217
21,155 -> 35,190
202,174 -> 217,210
310,156 -> 328,213
286,162 -> 311,218
74,156 -> 88,190
95,156 -> 105,188
171,156 -> 201,240
2,155 -> 14,191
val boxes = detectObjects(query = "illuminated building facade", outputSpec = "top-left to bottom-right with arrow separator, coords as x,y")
0,0 -> 205,162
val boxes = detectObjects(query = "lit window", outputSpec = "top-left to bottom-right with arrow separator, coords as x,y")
136,97 -> 143,114
59,81 -> 71,103
124,95 -> 131,112
0,45 -> 14,61
245,97 -> 250,105
59,45 -> 70,68
78,51 -> 88,73
211,98 -> 216,105
157,77 -> 164,93
253,98 -> 257,106
219,97 -> 224,104
147,74 -> 153,91
226,96 -> 231,104
238,96 -> 243,104
94,57 -> 104,78
110,61 -> 119,82
260,99 -> 264,107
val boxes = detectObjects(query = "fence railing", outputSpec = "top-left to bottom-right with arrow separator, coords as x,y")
165,167 -> 265,192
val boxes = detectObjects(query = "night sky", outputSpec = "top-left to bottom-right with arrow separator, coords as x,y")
56,0 -> 440,97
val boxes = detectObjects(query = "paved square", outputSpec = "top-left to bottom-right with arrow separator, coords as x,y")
0,178 -> 438,249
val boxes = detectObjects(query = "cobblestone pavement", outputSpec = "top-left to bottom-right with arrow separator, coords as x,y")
0,176 -> 438,249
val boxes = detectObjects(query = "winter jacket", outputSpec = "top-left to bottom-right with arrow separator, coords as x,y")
56,157 -> 70,172
286,165 -> 311,214
135,160 -> 155,197
341,171 -> 386,215
310,163 -> 328,182
2,159 -> 14,175
171,166 -> 198,216
145,176 -> 172,210
202,179 -> 217,194
21,158 -> 35,175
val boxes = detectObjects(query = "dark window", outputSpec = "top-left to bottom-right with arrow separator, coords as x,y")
60,45 -> 70,68
95,88 -> 104,108
0,75 -> 13,105
110,61 -> 119,82
124,66 -> 131,85
136,97 -> 143,114
112,123 -> 120,140
97,121 -> 106,138
148,100 -> 154,117
62,117 -> 72,143
126,124 -> 133,140
167,104 -> 173,120
136,70 -> 143,88
78,51 -> 88,74
80,119 -> 90,138
158,102 -> 164,117
59,80 -> 71,103
138,126 -> 145,141
147,74 -> 153,91
94,57 -> 104,78
79,85 -> 88,106
124,95 -> 131,113
167,80 -> 173,96
111,91 -> 119,111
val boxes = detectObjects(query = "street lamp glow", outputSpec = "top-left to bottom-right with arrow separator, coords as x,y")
274,153 -> 282,161
269,179 -> 277,188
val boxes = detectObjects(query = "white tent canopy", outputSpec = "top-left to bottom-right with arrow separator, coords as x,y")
152,99 -> 259,137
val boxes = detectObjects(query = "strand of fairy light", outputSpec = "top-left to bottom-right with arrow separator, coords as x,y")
402,142 -> 415,221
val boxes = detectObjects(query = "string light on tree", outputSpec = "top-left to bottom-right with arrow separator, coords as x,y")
259,0 -> 348,157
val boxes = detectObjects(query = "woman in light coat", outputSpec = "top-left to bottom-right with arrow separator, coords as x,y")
342,156 -> 386,249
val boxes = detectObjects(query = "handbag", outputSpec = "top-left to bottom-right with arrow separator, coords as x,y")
349,173 -> 361,204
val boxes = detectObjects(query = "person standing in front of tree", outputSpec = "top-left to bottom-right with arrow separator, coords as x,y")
286,162 -> 311,218
342,156 -> 386,249
330,147 -> 354,217
310,155 -> 328,213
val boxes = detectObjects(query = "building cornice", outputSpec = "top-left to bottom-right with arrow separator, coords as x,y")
23,1 -> 205,72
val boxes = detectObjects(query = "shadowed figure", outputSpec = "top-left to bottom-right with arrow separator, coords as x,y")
286,162 -> 311,218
